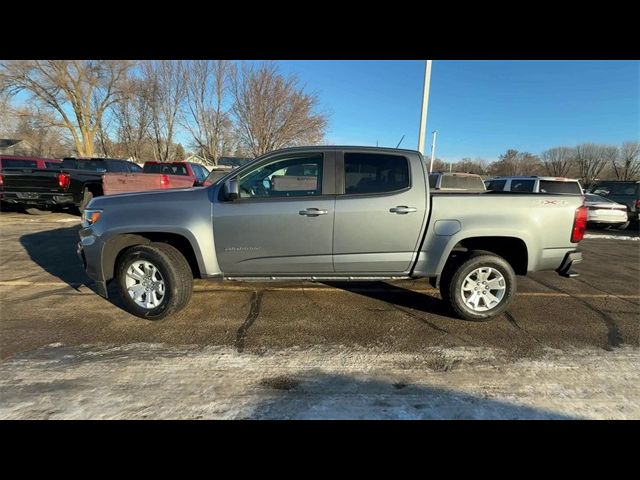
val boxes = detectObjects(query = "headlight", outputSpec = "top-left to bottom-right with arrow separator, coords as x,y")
82,209 -> 102,227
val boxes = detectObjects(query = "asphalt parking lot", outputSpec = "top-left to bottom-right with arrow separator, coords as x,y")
0,209 -> 638,419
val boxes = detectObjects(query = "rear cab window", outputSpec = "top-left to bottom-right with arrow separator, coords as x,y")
539,180 -> 582,194
62,159 -> 108,172
343,152 -> 409,194
485,179 -> 506,191
439,175 -> 485,190
143,163 -> 189,175
1,159 -> 38,169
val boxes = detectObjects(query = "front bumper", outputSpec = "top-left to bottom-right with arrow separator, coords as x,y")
77,228 -> 108,298
557,250 -> 583,278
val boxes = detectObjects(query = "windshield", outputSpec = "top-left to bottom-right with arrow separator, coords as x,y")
204,169 -> 233,186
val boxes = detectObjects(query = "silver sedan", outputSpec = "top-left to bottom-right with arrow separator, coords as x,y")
585,193 -> 629,230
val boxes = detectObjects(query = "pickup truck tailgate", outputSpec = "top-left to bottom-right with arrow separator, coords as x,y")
103,173 -> 195,195
1,169 -> 64,193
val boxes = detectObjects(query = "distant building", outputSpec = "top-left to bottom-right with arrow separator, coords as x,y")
0,139 -> 35,156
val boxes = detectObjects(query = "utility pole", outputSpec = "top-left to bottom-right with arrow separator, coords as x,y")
417,60 -> 433,156
429,130 -> 437,173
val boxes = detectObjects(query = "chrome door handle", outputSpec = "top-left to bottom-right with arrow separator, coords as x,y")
299,208 -> 328,216
389,206 -> 417,214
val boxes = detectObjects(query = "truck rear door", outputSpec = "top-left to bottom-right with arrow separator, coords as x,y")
332,151 -> 428,273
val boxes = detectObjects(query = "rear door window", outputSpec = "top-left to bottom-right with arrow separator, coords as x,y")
539,180 -> 582,194
344,153 -> 409,194
510,179 -> 535,192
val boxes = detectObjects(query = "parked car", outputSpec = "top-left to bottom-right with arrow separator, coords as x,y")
429,172 -> 486,191
584,193 -> 629,230
587,180 -> 639,224
203,166 -> 234,186
102,161 -> 208,196
1,157 -> 141,214
78,146 -> 586,322
484,176 -> 583,194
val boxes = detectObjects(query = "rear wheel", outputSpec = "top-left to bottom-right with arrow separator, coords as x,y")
115,243 -> 193,320
24,206 -> 53,215
440,251 -> 516,321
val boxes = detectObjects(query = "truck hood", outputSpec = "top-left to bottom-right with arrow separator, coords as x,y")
88,186 -> 208,209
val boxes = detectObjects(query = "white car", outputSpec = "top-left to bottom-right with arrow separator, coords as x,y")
484,176 -> 583,195
584,193 -> 629,230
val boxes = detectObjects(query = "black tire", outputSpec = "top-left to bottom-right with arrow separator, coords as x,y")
78,188 -> 94,213
115,242 -> 193,320
440,251 -> 516,321
24,206 -> 53,215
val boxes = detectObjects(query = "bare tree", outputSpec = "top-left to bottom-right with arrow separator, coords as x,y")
181,60 -> 235,165
142,60 -> 188,162
612,141 -> 640,180
231,62 -> 327,157
109,77 -> 155,161
490,149 -> 541,176
0,60 -> 132,156
573,143 -> 616,187
540,146 -> 574,177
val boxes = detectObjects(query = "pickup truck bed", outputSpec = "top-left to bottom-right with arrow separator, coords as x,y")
78,146 -> 586,322
103,173 -> 196,196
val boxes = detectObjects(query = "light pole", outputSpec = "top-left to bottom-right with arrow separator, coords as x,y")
417,60 -> 432,156
429,130 -> 437,173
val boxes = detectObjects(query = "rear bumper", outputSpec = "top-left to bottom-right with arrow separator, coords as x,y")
1,191 -> 76,206
557,250 -> 583,278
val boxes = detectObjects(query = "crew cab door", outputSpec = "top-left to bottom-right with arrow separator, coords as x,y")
212,151 -> 336,274
333,151 -> 428,273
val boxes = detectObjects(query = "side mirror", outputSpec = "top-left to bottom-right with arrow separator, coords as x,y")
224,178 -> 239,201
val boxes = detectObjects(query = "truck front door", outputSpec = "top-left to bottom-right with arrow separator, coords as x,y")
212,151 -> 336,274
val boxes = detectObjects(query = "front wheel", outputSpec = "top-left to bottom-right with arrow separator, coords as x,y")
115,243 -> 193,320
440,252 -> 516,321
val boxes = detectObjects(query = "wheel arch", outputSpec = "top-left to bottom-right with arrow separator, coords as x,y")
103,232 -> 202,282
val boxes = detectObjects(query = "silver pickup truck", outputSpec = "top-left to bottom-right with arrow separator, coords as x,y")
77,146 -> 586,322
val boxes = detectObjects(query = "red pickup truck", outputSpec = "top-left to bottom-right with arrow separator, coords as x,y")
102,161 -> 211,196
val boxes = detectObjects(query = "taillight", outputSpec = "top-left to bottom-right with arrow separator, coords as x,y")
58,173 -> 70,189
0,174 -> 4,187
160,174 -> 169,187
636,199 -> 640,209
571,205 -> 588,243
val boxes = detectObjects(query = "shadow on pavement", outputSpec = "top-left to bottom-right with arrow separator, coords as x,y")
19,225 -> 89,287
246,371 -> 576,419
324,281 -> 457,319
